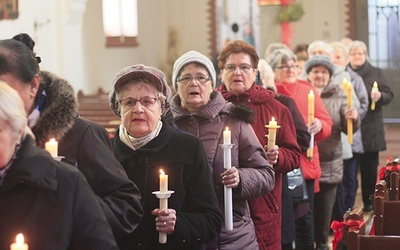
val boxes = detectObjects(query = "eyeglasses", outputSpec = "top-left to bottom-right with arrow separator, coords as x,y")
224,64 -> 254,73
309,70 -> 329,76
177,75 -> 211,85
118,96 -> 159,110
274,65 -> 299,71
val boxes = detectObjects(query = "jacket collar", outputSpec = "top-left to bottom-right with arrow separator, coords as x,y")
1,136 -> 58,192
32,71 -> 79,147
113,120 -> 173,163
217,82 -> 275,105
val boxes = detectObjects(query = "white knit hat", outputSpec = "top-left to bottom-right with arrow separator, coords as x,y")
172,50 -> 216,90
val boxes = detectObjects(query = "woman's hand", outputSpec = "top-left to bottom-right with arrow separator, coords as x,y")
345,107 -> 358,121
309,118 -> 322,135
264,145 -> 279,165
221,167 -> 240,188
371,89 -> 382,103
151,208 -> 177,234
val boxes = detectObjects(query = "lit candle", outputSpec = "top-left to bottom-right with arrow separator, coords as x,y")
10,233 -> 28,250
159,169 -> 168,193
265,117 -> 281,149
343,78 -> 353,144
371,81 -> 379,110
223,127 -> 231,145
307,90 -> 315,160
221,127 -> 233,231
45,138 -> 58,157
159,169 -> 168,243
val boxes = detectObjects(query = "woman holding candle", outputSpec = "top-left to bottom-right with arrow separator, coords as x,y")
109,64 -> 223,249
0,34 -> 143,242
348,40 -> 394,212
268,48 -> 333,250
304,55 -> 360,250
0,82 -> 118,250
216,40 -> 302,250
170,50 -> 276,249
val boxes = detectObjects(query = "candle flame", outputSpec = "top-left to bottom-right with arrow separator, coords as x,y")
16,233 -> 24,244
309,90 -> 314,95
160,169 -> 165,175
225,127 -> 229,132
271,117 -> 275,121
49,138 -> 57,143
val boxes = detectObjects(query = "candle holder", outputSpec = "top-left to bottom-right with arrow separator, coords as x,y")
219,143 -> 234,231
152,190 -> 175,243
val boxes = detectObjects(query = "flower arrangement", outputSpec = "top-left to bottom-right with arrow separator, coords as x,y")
276,2 -> 305,23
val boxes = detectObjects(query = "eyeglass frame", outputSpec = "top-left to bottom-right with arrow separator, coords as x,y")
117,96 -> 162,111
176,75 -> 212,85
274,64 -> 299,71
223,63 -> 255,73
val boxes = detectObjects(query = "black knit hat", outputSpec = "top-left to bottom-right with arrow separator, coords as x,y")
304,55 -> 334,76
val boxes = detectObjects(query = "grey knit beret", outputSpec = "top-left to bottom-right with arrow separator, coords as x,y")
109,64 -> 172,117
172,50 -> 216,90
304,55 -> 335,76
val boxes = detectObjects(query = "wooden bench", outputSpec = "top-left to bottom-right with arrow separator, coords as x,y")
373,175 -> 400,235
77,88 -> 120,136
347,233 -> 400,250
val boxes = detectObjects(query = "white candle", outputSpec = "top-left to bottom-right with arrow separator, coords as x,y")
223,127 -> 231,145
45,138 -> 58,157
10,233 -> 28,250
159,169 -> 168,193
371,81 -> 379,110
159,169 -> 168,243
221,127 -> 233,231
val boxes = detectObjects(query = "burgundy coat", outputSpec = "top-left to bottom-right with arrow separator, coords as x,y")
218,83 -> 301,250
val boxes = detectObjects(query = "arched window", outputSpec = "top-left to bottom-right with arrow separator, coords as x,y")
102,0 -> 138,47
368,0 -> 399,69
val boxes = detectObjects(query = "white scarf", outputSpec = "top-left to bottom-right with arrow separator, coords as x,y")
119,120 -> 163,150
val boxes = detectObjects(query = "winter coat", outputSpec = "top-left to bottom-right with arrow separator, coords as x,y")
275,80 -> 333,184
171,91 -> 276,250
0,136 -> 118,250
113,121 -> 223,250
318,77 -> 361,184
218,83 -> 301,250
348,61 -> 394,152
31,71 -> 143,239
274,93 -> 311,246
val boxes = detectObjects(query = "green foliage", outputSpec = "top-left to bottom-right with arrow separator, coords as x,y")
276,3 -> 305,23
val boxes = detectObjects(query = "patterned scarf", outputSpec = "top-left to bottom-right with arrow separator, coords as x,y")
119,120 -> 163,150
28,90 -> 47,129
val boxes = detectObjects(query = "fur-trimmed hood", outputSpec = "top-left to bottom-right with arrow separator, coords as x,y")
32,71 -> 79,147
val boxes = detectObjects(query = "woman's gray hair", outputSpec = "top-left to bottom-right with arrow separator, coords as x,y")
308,40 -> 334,58
268,49 -> 297,70
331,41 -> 349,59
0,81 -> 27,140
348,40 -> 370,62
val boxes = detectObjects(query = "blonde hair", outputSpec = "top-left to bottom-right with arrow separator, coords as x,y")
0,81 -> 27,140
258,59 -> 275,90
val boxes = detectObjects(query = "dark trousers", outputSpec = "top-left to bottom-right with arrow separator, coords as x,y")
359,151 -> 379,206
295,180 -> 315,249
343,154 -> 359,209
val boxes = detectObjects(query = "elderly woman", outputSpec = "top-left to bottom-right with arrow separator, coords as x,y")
304,55 -> 360,250
0,82 -> 118,250
170,50 -> 275,249
348,40 -> 394,212
269,48 -> 333,250
109,64 -> 223,249
0,33 -> 143,241
216,40 -> 302,250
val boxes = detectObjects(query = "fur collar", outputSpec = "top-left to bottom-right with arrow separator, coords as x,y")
32,71 -> 78,147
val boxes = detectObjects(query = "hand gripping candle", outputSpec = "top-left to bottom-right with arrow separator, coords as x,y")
371,81 -> 379,111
